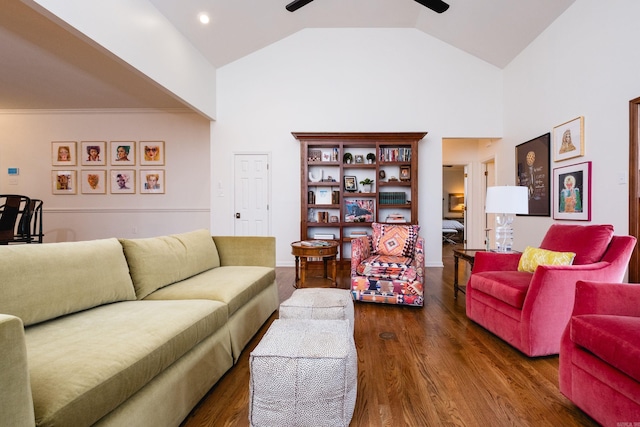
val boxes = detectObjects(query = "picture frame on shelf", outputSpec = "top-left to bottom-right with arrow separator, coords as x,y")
400,165 -> 411,181
315,188 -> 332,205
516,133 -> 550,216
52,141 -> 77,166
80,141 -> 107,166
553,161 -> 591,221
80,170 -> 106,194
344,199 -> 374,223
111,141 -> 136,166
344,175 -> 358,192
355,154 -> 364,164
553,116 -> 584,162
52,170 -> 77,194
110,170 -> 135,194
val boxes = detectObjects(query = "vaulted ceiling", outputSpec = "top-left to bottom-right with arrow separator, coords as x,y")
0,0 -> 575,110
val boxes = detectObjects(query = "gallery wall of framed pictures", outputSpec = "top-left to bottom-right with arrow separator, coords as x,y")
51,140 -> 166,195
515,116 -> 590,221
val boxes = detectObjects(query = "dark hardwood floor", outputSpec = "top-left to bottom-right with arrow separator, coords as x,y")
181,245 -> 596,427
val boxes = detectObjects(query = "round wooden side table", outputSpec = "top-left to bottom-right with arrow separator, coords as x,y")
290,240 -> 339,288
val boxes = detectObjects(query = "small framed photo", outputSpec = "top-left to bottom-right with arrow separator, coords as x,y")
553,161 -> 591,221
110,170 -> 135,194
553,116 -> 585,162
52,141 -> 77,166
344,175 -> 358,192
81,170 -> 106,194
140,169 -> 165,194
140,141 -> 165,166
400,165 -> 411,181
52,170 -> 77,194
111,141 -> 135,165
308,149 -> 322,162
80,141 -> 106,166
355,154 -> 364,164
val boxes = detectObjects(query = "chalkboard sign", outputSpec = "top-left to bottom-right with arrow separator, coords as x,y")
516,133 -> 550,216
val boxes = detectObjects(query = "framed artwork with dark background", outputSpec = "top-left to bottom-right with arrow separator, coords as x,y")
516,133 -> 550,216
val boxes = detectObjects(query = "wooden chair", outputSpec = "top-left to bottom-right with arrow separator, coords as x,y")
13,198 -> 43,243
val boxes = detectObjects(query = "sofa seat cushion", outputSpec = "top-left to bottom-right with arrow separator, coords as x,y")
570,314 -> 640,383
356,254 -> 415,281
144,266 -> 276,317
25,299 -> 228,427
120,229 -> 221,299
470,271 -> 532,309
540,224 -> 614,265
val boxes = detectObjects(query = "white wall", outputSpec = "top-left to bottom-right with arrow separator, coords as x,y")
214,28 -> 504,267
502,0 -> 640,249
0,109 -> 211,242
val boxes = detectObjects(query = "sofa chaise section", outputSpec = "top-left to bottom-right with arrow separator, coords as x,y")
120,232 -> 279,361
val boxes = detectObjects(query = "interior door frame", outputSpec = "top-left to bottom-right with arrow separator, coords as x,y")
629,96 -> 640,281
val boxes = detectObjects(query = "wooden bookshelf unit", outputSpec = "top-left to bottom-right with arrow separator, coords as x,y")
294,132 -> 426,263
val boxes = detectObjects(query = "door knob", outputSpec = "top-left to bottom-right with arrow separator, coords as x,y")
235,213 -> 241,218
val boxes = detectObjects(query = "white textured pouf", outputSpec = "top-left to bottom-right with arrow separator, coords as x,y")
249,319 -> 357,427
279,288 -> 355,333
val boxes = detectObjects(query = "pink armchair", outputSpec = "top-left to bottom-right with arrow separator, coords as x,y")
465,224 -> 636,357
350,223 -> 424,307
559,280 -> 640,426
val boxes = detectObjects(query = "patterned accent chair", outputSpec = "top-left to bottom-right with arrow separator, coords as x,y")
350,223 -> 424,307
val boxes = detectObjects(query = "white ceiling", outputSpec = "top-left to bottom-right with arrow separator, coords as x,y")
0,0 -> 575,110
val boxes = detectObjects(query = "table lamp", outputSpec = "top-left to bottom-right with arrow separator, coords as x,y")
485,186 -> 529,252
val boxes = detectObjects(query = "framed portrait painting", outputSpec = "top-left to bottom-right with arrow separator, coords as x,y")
81,170 -> 106,194
516,133 -> 550,216
52,170 -> 77,194
553,116 -> 585,162
343,175 -> 357,192
139,141 -> 165,166
52,141 -> 77,166
110,170 -> 135,194
140,170 -> 165,194
553,161 -> 591,221
80,141 -> 106,166
110,141 -> 135,166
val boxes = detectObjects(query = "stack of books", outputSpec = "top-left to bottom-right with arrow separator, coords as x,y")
350,231 -> 368,238
313,233 -> 335,239
386,214 -> 407,223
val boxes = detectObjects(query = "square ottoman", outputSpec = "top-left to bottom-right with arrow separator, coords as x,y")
249,319 -> 357,427
279,288 -> 355,333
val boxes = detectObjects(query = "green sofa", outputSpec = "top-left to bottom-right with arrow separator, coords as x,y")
0,229 -> 279,427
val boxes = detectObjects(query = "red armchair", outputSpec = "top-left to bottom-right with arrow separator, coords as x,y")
559,280 -> 640,426
465,224 -> 636,357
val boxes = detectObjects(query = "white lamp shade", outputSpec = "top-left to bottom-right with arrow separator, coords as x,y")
485,186 -> 529,215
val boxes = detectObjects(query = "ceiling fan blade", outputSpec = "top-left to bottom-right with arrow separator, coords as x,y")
414,0 -> 450,13
286,0 -> 315,12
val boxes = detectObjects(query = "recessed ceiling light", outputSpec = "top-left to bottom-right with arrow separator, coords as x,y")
198,13 -> 210,24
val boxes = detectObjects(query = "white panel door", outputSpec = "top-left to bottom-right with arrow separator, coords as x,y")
234,153 -> 270,236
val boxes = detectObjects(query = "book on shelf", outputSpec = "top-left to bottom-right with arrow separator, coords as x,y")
386,214 -> 407,223
300,240 -> 332,247
313,233 -> 335,239
350,231 -> 369,238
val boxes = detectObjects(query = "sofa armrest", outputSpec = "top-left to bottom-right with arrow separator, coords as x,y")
472,251 -> 521,273
212,236 -> 275,268
0,314 -> 35,427
350,236 -> 372,276
571,280 -> 640,317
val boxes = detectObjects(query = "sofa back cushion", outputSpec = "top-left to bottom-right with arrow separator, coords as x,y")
539,224 -> 614,265
120,229 -> 220,299
0,238 -> 136,326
